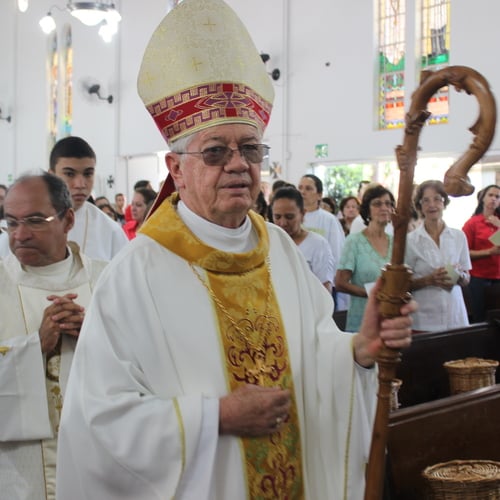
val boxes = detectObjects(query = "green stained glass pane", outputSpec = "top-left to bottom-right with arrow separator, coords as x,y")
379,53 -> 406,73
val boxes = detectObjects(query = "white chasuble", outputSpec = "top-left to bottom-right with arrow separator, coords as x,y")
70,201 -> 128,260
57,195 -> 377,500
0,244 -> 106,500
143,198 -> 305,498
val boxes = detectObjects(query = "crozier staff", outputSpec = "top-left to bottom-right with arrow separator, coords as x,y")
364,65 -> 497,500
56,1 -> 414,499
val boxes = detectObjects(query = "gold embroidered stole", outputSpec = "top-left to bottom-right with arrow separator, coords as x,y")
43,346 -> 62,500
141,195 -> 304,499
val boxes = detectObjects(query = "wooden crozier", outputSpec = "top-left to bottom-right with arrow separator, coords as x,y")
363,65 -> 497,500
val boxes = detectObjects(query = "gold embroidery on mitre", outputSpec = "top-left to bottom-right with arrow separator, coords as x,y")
137,0 -> 274,144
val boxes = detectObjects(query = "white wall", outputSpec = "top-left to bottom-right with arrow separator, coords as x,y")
0,0 -> 16,184
286,0 -> 500,184
0,0 -> 119,197
0,0 -> 498,195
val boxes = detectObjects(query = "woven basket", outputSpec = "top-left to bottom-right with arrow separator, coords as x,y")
423,460 -> 500,499
443,357 -> 498,395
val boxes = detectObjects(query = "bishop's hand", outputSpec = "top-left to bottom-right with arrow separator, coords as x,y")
353,278 -> 416,368
219,384 -> 291,437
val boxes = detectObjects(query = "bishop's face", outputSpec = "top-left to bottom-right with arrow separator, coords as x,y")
167,124 -> 263,229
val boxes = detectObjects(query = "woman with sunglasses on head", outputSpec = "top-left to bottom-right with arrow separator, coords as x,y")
462,184 -> 500,322
405,180 -> 471,332
335,184 -> 395,332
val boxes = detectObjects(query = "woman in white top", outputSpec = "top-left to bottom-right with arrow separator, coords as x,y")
298,174 -> 347,309
405,180 -> 471,332
271,186 -> 334,293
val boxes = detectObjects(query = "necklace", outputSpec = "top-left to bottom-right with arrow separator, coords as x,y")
190,257 -> 274,351
190,257 -> 277,384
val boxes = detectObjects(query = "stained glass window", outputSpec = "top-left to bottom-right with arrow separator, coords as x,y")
378,0 -> 406,130
421,0 -> 450,124
62,25 -> 73,136
48,32 -> 58,149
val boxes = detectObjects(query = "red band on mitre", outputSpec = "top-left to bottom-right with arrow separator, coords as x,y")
147,82 -> 272,143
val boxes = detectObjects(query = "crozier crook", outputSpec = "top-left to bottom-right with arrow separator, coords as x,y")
364,66 -> 497,500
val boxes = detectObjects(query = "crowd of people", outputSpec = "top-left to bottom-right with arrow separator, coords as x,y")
0,131 -> 497,500
247,176 -> 499,334
0,0 -> 497,498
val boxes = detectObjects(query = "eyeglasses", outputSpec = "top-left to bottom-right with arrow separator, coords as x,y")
176,144 -> 270,166
370,200 -> 394,208
1,210 -> 66,232
421,196 -> 444,205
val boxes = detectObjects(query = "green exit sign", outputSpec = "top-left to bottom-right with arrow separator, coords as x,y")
315,144 -> 328,158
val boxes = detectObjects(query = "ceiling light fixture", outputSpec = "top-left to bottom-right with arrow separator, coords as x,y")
68,2 -> 119,26
17,0 -> 29,13
39,12 -> 57,34
39,2 -> 121,41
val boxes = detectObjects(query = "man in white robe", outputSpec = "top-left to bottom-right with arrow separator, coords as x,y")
56,1 -> 415,498
48,136 -> 128,261
0,139 -> 128,261
0,173 -> 106,500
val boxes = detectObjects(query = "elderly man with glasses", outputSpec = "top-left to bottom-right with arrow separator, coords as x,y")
56,1 -> 415,499
0,172 -> 106,500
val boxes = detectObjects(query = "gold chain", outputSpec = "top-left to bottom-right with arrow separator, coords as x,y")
189,257 -> 274,354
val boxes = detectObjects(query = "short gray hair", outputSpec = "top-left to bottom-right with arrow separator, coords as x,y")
10,170 -> 72,216
168,134 -> 195,154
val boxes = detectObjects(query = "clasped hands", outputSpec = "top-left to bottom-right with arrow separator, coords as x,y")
39,293 -> 85,354
428,267 -> 455,291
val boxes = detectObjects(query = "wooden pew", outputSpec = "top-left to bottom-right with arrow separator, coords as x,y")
333,309 -> 347,331
382,317 -> 500,499
385,385 -> 500,499
395,320 -> 500,408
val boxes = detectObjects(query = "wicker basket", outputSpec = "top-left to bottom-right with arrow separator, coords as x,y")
443,357 -> 498,395
423,460 -> 500,499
